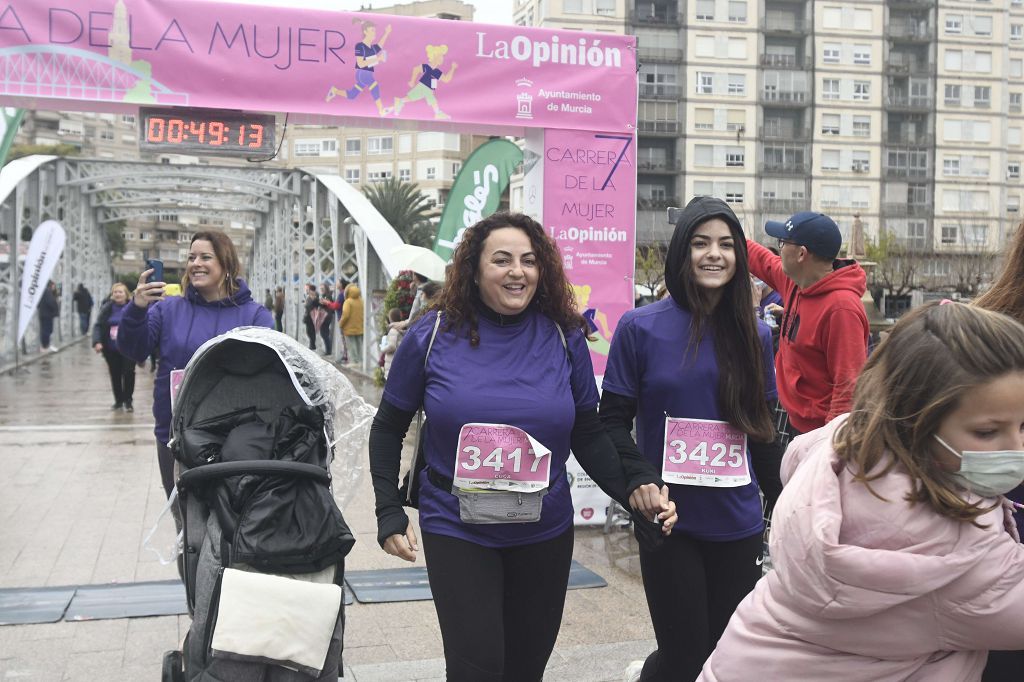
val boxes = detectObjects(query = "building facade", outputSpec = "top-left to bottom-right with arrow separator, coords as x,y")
517,0 -> 1019,269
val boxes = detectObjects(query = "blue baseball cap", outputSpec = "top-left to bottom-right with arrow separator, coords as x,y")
764,211 -> 842,260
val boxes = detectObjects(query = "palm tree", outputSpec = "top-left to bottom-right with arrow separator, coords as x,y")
362,178 -> 436,247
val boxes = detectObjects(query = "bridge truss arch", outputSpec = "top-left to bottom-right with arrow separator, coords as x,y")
0,156 -> 405,370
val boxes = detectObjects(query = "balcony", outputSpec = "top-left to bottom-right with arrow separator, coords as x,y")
888,0 -> 934,8
637,197 -> 679,210
639,83 -> 682,100
761,17 -> 809,34
759,54 -> 812,70
883,165 -> 931,179
760,198 -> 808,214
886,132 -> 934,146
631,9 -> 680,26
637,159 -> 683,173
887,22 -> 932,41
882,202 -> 932,217
885,57 -> 932,76
886,95 -> 932,111
759,161 -> 810,175
760,89 -> 811,106
637,120 -> 680,135
759,126 -> 811,141
638,46 -> 683,63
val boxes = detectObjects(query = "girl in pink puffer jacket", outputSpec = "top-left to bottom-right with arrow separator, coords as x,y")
700,302 -> 1024,682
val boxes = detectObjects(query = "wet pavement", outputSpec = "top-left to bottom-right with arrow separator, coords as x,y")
0,339 -> 656,681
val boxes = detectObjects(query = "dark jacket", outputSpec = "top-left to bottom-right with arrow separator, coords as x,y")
117,278 -> 274,443
73,286 -> 94,313
303,293 -> 319,324
38,287 -> 59,319
91,300 -> 130,352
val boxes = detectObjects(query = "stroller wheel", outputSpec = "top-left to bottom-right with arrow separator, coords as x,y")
161,650 -> 184,682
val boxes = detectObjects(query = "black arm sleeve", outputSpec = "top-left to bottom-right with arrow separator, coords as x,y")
368,397 -> 416,547
597,390 -> 663,490
749,403 -> 785,517
572,406 -> 662,509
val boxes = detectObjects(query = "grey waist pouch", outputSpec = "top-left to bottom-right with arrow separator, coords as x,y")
454,488 -> 548,524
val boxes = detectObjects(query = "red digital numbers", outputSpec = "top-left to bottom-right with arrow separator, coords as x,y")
146,117 -> 165,142
208,121 -> 226,146
187,120 -> 205,143
142,111 -> 270,153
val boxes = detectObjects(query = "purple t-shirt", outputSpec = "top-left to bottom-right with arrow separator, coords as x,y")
355,43 -> 381,71
602,297 -> 777,541
383,309 -> 599,548
419,64 -> 443,89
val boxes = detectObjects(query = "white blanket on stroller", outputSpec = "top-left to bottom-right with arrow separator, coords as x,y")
211,567 -> 341,675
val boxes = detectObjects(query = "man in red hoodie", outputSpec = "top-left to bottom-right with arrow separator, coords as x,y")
747,212 -> 869,441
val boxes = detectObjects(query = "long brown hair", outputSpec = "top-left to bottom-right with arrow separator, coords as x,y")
438,212 -> 586,346
182,230 -> 241,296
974,222 -> 1024,321
834,302 -> 1024,524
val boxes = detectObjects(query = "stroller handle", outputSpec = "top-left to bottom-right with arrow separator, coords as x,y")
176,461 -> 331,491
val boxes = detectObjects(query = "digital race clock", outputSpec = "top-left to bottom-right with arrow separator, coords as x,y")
138,108 -> 276,157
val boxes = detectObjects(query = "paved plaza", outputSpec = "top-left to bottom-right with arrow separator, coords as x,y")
0,339 -> 657,681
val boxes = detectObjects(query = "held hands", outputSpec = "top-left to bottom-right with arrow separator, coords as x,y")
629,484 -> 677,536
133,269 -> 165,309
383,522 -> 419,562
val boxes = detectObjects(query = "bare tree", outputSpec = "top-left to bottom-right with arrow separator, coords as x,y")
634,244 -> 666,295
865,229 -> 924,298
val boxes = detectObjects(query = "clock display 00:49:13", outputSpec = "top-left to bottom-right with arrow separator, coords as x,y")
145,116 -> 265,148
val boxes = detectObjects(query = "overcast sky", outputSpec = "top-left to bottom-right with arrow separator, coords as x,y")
219,0 -> 515,26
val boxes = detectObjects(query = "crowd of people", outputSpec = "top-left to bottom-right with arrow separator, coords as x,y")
61,204 -> 1024,681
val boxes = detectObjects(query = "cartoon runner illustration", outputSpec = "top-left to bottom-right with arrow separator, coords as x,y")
573,284 -> 612,356
393,44 -> 458,119
326,19 -> 392,116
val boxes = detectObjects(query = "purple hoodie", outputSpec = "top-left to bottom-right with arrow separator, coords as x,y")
117,279 -> 273,443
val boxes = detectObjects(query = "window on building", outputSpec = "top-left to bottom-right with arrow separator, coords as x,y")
822,149 -> 840,171
294,141 -> 319,157
943,157 -> 961,175
728,1 -> 747,22
121,115 -> 136,125
595,0 -> 615,15
727,73 -> 746,95
451,162 -> 461,177
964,224 -> 988,246
563,0 -> 583,13
852,115 -> 870,137
694,108 -> 714,130
1013,24 -> 1023,40
344,168 -> 360,183
425,166 -> 437,180
975,51 -> 992,73
1011,128 -> 1023,146
972,15 -> 992,36
822,78 -> 840,100
1009,162 -> 1021,179
727,37 -> 746,59
945,50 -> 963,71
1010,195 -> 1021,213
399,168 -> 411,181
944,83 -> 962,105
695,35 -> 715,58
945,14 -> 963,33
823,43 -> 840,64
853,45 -> 871,65
367,136 -> 394,154
906,221 -> 927,248
974,86 -> 991,108
694,144 -> 714,166
941,224 -> 959,245
969,155 -> 990,177
1013,93 -> 1024,111
854,9 -> 872,30
346,138 -> 361,155
99,129 -> 114,141
853,81 -> 870,101
724,183 -> 745,203
725,147 -> 745,167
697,72 -> 714,94
1013,59 -> 1024,79
822,114 -> 840,135
852,150 -> 870,172
368,170 -> 393,182
694,181 -> 714,196
822,7 -> 841,28
726,109 -> 745,131
695,0 -> 714,20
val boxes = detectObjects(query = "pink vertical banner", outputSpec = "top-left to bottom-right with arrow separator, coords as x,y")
543,129 -> 636,376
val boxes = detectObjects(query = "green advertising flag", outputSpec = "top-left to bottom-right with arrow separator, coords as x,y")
0,108 -> 25,167
433,139 -> 522,261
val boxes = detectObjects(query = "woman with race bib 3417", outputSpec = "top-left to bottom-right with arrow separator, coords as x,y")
601,197 -> 779,681
368,212 -> 676,682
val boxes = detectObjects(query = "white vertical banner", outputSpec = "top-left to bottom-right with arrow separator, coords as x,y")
18,220 -> 66,343
566,453 -> 611,526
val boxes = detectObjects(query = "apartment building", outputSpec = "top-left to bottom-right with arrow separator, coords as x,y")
518,0 -> 1018,266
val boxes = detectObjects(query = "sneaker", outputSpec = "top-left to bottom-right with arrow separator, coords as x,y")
112,402 -> 123,410
47,346 -> 58,352
624,660 -> 644,682
125,402 -> 134,412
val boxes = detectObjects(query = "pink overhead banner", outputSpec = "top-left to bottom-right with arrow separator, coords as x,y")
0,0 -> 637,132
543,129 -> 636,376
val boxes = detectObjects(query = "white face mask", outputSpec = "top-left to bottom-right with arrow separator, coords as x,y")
934,434 -> 1024,498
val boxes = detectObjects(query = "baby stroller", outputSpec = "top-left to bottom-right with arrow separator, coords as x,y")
160,327 -> 374,682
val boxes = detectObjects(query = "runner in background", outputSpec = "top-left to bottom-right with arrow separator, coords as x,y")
92,282 -> 136,411
600,197 -> 780,682
368,212 -> 675,682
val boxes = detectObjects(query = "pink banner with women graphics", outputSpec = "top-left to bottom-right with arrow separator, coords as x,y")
0,0 -> 637,133
543,129 -> 636,376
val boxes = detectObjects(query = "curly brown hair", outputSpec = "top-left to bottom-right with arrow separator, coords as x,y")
438,212 -> 586,346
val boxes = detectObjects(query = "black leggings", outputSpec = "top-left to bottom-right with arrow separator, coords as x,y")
422,527 -> 574,682
638,531 -> 763,681
101,348 -> 136,405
